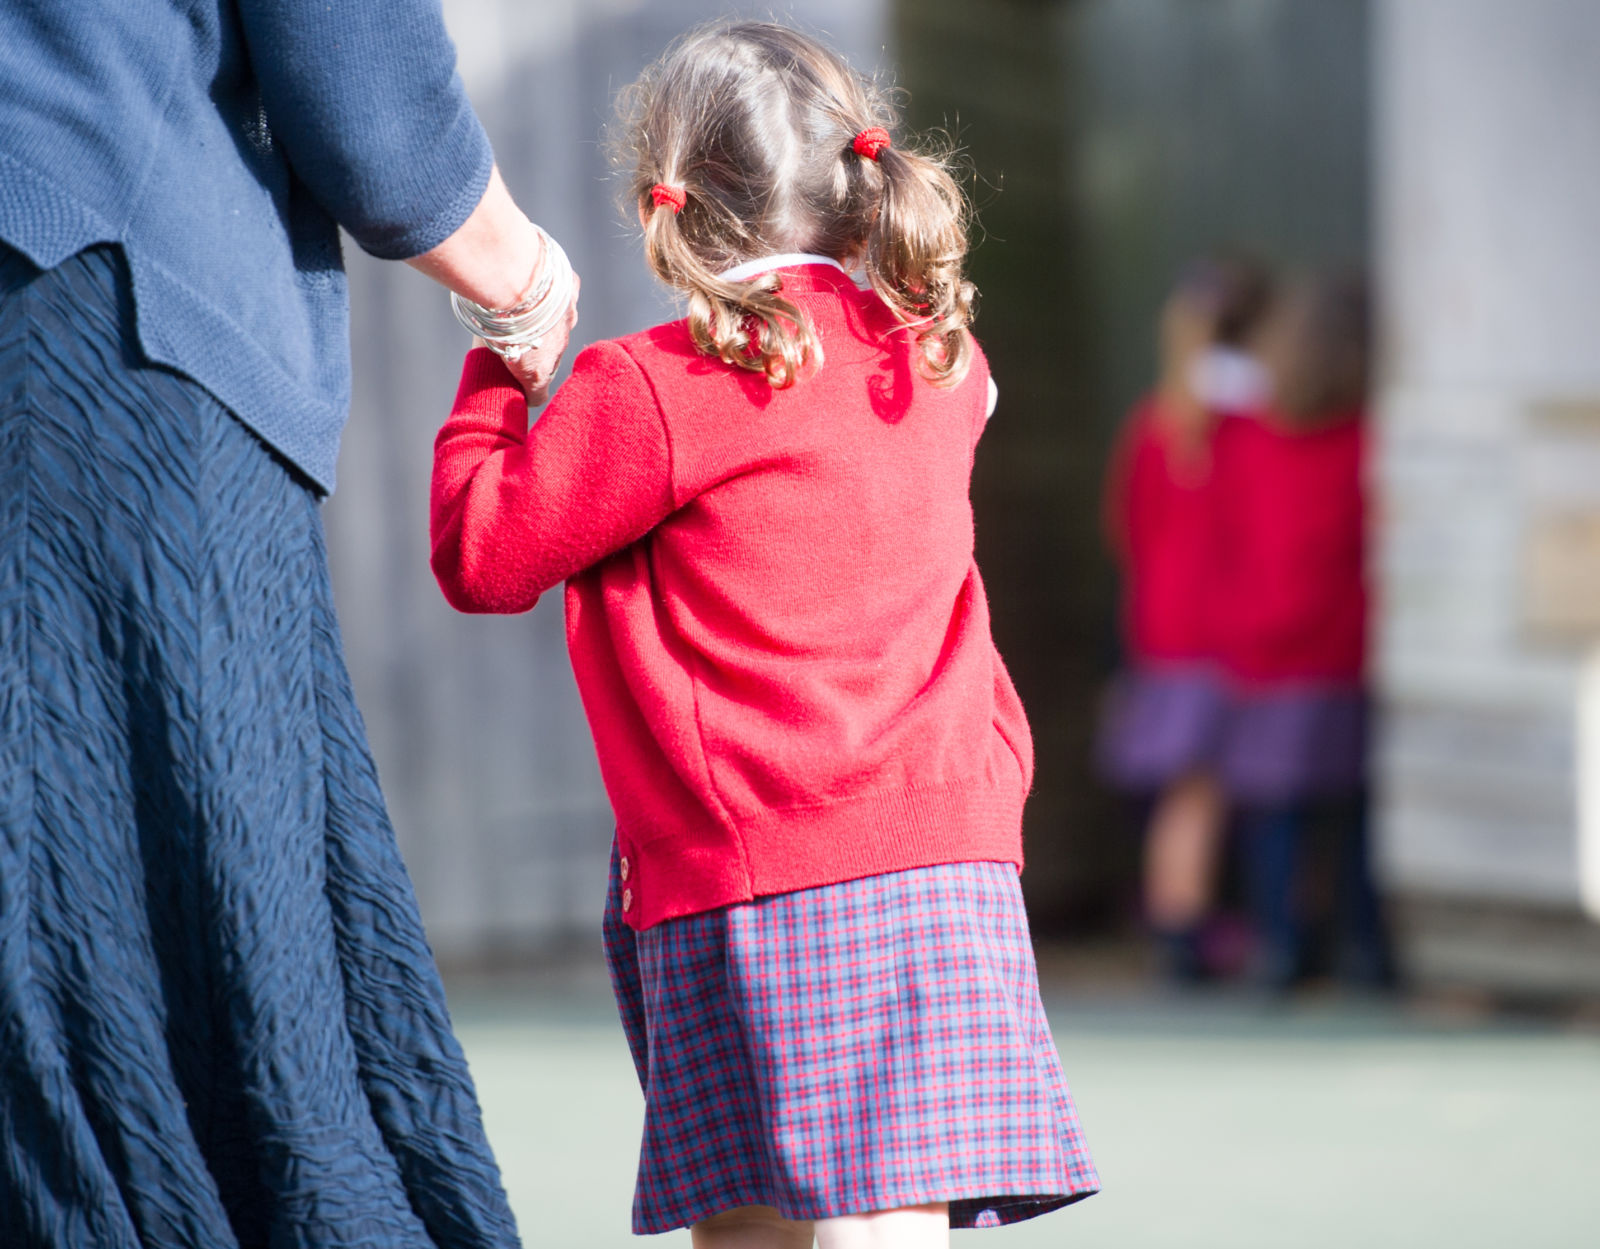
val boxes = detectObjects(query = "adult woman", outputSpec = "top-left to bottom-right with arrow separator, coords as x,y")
0,2 -> 572,1245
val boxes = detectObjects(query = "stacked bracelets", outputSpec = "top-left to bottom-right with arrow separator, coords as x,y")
450,224 -> 575,362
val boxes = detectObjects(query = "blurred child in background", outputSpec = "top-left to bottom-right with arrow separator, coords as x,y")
1214,270 -> 1391,991
1099,255 -> 1272,981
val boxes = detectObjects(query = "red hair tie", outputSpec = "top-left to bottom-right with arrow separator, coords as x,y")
852,127 -> 892,160
650,183 -> 687,214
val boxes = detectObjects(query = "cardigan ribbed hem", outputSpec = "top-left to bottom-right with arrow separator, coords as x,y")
616,772 -> 1027,930
0,188 -> 349,491
0,151 -> 116,270
0,159 -> 352,492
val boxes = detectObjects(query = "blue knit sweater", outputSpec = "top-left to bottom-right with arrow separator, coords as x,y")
0,0 -> 493,493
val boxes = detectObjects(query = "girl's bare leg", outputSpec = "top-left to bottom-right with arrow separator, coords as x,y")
815,1203 -> 950,1248
691,1202 -> 949,1248
1144,770 -> 1227,932
691,1205 -> 815,1249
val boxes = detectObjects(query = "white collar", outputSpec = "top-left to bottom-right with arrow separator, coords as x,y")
716,253 -> 848,282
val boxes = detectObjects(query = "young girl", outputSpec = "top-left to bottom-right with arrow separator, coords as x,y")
429,20 -> 1098,1248
1098,256 -> 1271,980
1212,270 -> 1390,990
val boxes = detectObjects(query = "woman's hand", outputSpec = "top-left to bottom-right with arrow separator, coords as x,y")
407,165 -> 581,404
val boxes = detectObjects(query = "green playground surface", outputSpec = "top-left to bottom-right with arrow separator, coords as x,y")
448,963 -> 1600,1248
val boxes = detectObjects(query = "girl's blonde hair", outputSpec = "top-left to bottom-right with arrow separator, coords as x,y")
615,21 -> 977,388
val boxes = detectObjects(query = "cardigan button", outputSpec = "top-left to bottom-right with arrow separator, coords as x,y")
619,855 -> 630,883
622,888 -> 634,913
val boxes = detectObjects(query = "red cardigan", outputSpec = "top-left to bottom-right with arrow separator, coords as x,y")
431,265 -> 1031,929
1104,396 -> 1224,664
1212,411 -> 1369,685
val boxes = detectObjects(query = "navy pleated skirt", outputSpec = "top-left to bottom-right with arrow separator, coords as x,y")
0,244 -> 519,1248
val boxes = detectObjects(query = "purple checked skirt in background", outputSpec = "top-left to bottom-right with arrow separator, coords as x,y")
1219,684 -> 1369,806
601,849 -> 1100,1234
1097,665 -> 1368,805
1096,662 -> 1230,792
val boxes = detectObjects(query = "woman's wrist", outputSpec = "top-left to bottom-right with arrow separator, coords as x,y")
406,166 -> 545,310
450,224 -> 574,361
481,229 -> 550,315
470,219 -> 543,313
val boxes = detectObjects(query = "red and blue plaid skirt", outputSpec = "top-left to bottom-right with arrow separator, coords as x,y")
602,849 -> 1100,1234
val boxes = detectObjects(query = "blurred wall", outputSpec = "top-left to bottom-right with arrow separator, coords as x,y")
326,0 -> 889,962
1375,0 -> 1600,989
893,0 -> 1370,928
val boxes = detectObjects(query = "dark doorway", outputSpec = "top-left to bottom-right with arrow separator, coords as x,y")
893,0 -> 1371,933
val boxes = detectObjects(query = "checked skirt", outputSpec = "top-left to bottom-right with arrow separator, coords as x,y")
602,850 -> 1100,1234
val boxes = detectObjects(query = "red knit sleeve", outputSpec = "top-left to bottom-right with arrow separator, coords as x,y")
430,343 -> 674,613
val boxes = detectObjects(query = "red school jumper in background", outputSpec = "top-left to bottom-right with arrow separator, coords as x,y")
431,262 -> 1098,1232
1213,408 -> 1385,986
1098,394 -> 1230,789
1213,409 -> 1367,806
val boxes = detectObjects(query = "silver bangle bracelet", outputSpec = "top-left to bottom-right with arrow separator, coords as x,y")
450,225 -> 574,362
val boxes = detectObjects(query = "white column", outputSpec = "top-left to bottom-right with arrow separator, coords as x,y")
1375,0 -> 1600,912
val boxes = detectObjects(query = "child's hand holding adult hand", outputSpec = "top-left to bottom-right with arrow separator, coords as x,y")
499,273 -> 580,408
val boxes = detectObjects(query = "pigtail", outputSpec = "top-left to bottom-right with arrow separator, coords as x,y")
860,140 -> 976,387
640,189 -> 820,387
